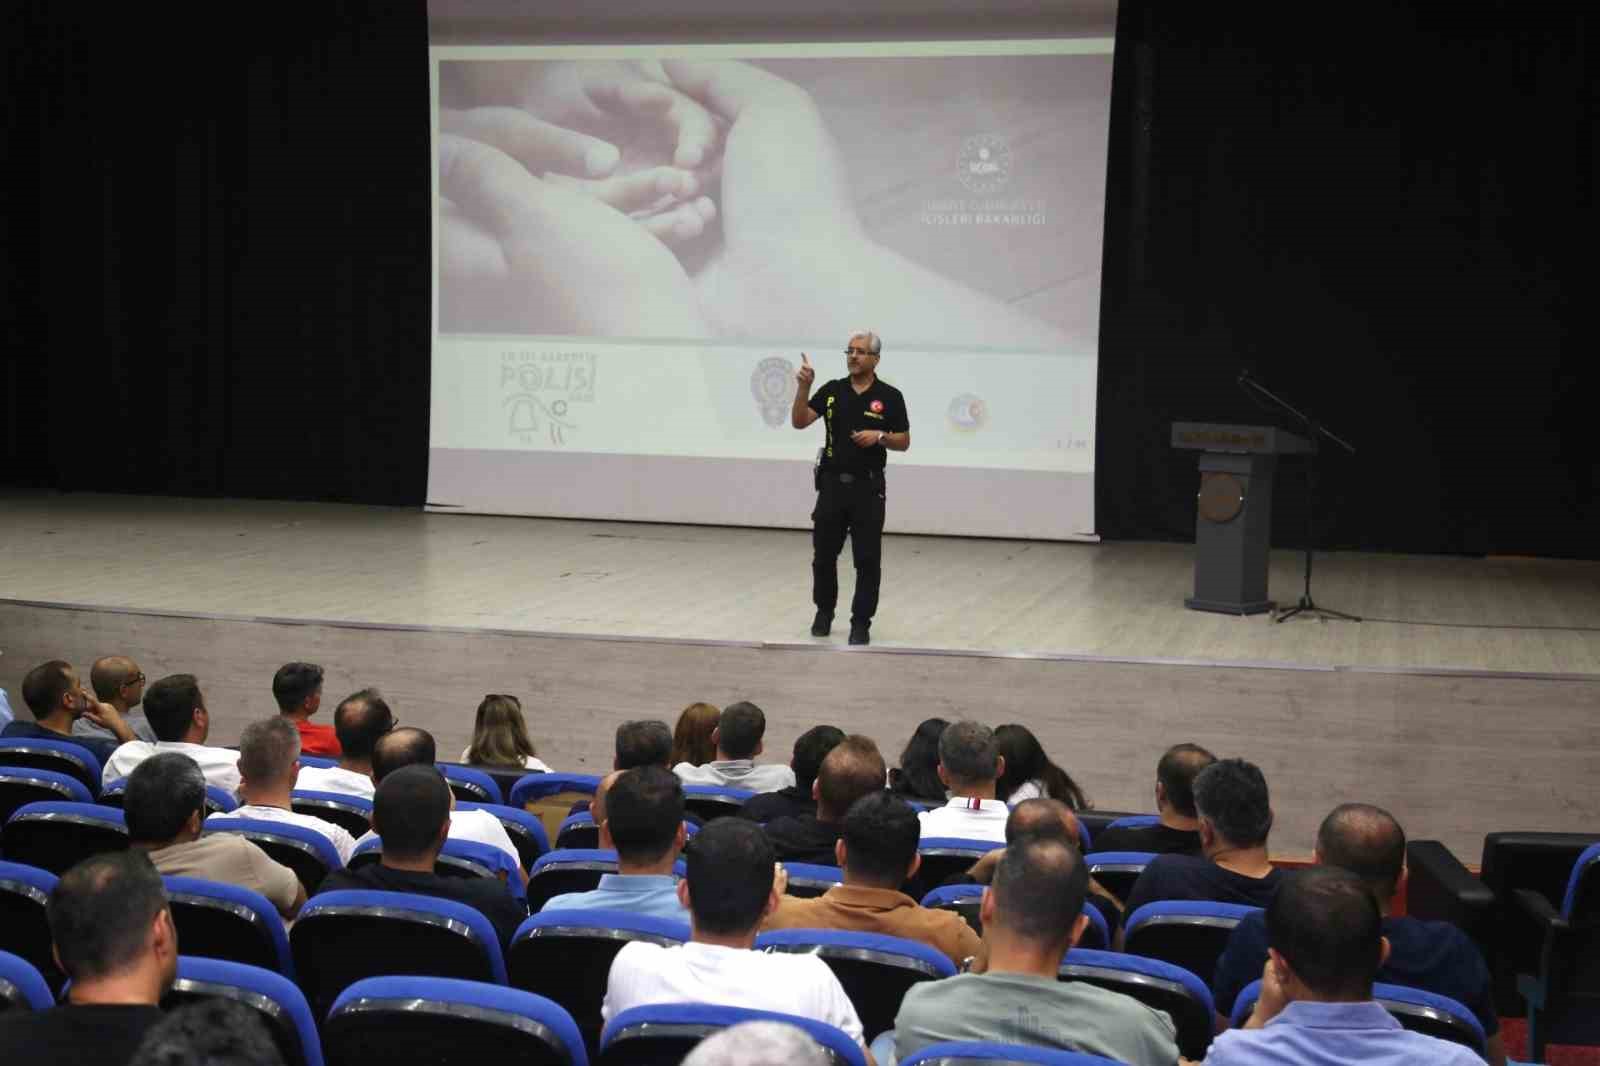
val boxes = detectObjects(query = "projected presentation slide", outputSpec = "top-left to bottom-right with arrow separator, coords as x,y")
429,42 -> 1111,539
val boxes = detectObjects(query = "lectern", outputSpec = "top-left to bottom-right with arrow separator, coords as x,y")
1171,423 -> 1313,615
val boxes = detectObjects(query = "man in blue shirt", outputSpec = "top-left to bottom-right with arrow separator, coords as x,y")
1213,803 -> 1502,1065
1205,867 -> 1485,1066
541,765 -> 690,922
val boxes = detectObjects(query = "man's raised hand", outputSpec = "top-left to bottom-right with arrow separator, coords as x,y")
796,352 -> 815,389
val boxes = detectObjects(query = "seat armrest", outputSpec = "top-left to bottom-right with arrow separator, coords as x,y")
1511,887 -> 1566,932
1407,841 -> 1495,953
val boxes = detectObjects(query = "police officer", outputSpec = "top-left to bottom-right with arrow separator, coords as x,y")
791,331 -> 910,645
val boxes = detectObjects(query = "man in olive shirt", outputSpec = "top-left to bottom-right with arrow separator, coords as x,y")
0,851 -> 174,1063
890,835 -> 1179,1066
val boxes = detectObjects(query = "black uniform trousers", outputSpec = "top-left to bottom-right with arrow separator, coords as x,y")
811,470 -> 886,623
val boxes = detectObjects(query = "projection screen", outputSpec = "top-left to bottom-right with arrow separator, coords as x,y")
427,32 -> 1113,540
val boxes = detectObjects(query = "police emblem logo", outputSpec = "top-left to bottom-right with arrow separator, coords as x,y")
751,355 -> 795,428
947,393 -> 987,432
957,134 -> 1013,194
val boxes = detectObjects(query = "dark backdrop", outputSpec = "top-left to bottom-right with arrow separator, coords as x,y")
3,3 -> 1594,556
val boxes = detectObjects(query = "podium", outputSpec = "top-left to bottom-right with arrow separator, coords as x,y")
1172,423 -> 1313,615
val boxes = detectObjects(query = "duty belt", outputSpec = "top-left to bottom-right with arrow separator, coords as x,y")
831,470 -> 880,484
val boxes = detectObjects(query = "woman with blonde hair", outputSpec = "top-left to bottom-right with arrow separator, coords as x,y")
461,693 -> 552,771
671,701 -> 720,767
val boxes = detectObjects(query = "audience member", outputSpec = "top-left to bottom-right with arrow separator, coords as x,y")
916,721 -> 1009,842
352,726 -> 521,872
128,999 -> 285,1066
0,852 -> 173,1063
1213,803 -> 1503,1065
294,688 -> 392,798
101,674 -> 242,794
765,791 -> 981,968
318,765 -> 527,947
670,701 -> 721,766
212,717 -> 356,864
542,767 -> 690,920
673,701 -> 797,792
615,719 -> 674,770
1204,867 -> 1485,1066
995,723 -> 1090,809
1091,744 -> 1215,856
891,835 -> 1179,1066
888,717 -> 949,805
741,724 -> 846,823
74,655 -> 157,744
681,1021 -> 831,1066
125,753 -> 303,921
602,818 -> 867,1057
460,693 -> 551,771
272,661 -> 338,757
1122,758 -> 1281,914
764,735 -> 886,864
4,659 -> 138,765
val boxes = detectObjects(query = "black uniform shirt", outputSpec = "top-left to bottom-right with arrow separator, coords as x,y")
808,376 -> 910,475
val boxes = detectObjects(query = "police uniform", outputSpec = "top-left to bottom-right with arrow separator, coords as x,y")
807,375 -> 911,627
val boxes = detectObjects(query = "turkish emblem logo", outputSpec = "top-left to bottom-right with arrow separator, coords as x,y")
870,400 -> 885,414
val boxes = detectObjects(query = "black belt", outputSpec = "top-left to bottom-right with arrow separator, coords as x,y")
827,469 -> 880,484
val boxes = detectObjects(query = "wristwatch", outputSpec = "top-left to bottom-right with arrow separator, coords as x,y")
878,431 -> 887,446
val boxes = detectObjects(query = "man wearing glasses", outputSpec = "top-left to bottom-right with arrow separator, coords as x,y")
74,655 -> 158,743
792,331 -> 911,646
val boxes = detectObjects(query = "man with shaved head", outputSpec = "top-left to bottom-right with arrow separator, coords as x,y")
541,767 -> 690,920
1212,802 -> 1504,1065
73,656 -> 157,744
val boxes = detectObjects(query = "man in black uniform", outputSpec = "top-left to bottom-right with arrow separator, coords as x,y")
792,331 -> 910,645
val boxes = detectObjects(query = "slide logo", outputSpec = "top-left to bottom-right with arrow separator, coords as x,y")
947,393 -> 988,432
501,350 -> 596,447
957,134 -> 1013,193
750,356 -> 795,428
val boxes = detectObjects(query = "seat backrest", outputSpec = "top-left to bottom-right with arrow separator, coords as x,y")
163,875 -> 294,977
555,812 -> 601,850
599,1003 -> 866,1066
900,1042 -> 1124,1065
0,949 -> 54,1013
783,862 -> 844,898
1059,947 -> 1216,1060
297,754 -> 337,769
1562,842 -> 1600,919
1082,850 -> 1157,904
290,889 -> 508,1021
906,838 -> 1004,902
1229,978 -> 1487,1056
510,774 -> 603,843
508,908 -> 690,1054
290,790 -> 373,837
1123,900 -> 1259,991
1075,809 -> 1152,839
2,801 -> 129,874
438,838 -> 527,903
756,928 -> 957,1041
440,763 -> 505,805
1480,831 -> 1600,911
165,956 -> 323,1066
1104,814 -> 1162,832
916,884 -> 1110,951
0,767 -> 95,823
100,778 -> 238,816
527,849 -> 621,912
455,800 -> 551,871
324,976 -> 588,1066
204,817 -> 341,895
0,738 -> 103,795
681,785 -> 757,823
0,862 -> 61,992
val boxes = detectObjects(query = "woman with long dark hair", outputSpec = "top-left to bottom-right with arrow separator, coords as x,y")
995,722 -> 1090,810
889,717 -> 950,803
670,701 -> 720,767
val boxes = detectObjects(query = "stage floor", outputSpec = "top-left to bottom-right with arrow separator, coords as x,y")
3,492 -> 1598,677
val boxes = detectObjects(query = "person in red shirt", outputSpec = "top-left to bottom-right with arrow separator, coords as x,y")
272,661 -> 340,756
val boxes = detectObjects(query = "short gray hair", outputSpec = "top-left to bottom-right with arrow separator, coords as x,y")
939,720 -> 1000,784
238,715 -> 302,786
849,330 -> 882,355
681,1021 -> 831,1066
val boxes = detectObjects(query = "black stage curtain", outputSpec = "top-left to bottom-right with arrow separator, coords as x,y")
1098,2 -> 1596,557
1,2 -> 430,505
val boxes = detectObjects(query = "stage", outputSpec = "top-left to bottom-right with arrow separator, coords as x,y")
3,491 -> 1597,857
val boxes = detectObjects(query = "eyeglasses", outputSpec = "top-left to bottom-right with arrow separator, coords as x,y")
844,347 -> 875,356
124,673 -> 145,687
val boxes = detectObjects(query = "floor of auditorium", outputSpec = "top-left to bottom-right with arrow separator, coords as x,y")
4,491 -> 1598,677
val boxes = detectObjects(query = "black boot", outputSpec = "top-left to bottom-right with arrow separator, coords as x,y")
811,609 -> 833,637
848,619 -> 870,645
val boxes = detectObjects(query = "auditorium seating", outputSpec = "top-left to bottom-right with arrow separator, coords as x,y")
681,784 -> 755,823
164,956 -> 323,1066
918,884 -> 1110,950
290,790 -> 373,837
0,738 -> 103,796
900,1044 -> 1124,1066
100,778 -> 238,816
754,928 -> 956,1041
599,1003 -> 867,1066
510,773 -> 602,842
555,812 -> 602,850
0,861 -> 60,992
164,875 -> 295,976
454,800 -> 550,871
783,861 -> 843,898
324,976 -> 588,1066
2,801 -> 128,873
204,817 -> 342,895
508,908 -> 690,1053
1514,841 -> 1600,1060
441,764 -> 504,805
0,767 -> 94,823
1074,811 -> 1150,840
290,890 -> 508,1021
1058,947 -> 1216,1061
348,836 -> 527,903
1121,900 -> 1258,990
1230,978 -> 1488,1056
0,950 -> 53,1013
525,848 -> 686,913
906,838 -> 1003,901
1082,851 -> 1156,904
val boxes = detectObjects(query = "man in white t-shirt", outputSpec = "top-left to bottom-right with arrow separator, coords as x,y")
294,688 -> 394,799
672,702 -> 797,793
351,726 -> 522,875
210,716 -> 356,864
603,818 -> 871,1060
101,674 -> 242,795
916,721 -> 1008,843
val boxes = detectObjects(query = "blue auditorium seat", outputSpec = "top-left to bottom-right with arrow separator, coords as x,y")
906,837 -> 1003,901
1082,850 -> 1157,904
1059,947 -> 1216,1060
917,884 -> 1109,950
0,949 -> 54,1012
783,862 -> 844,898
510,772 -> 601,808
440,764 -> 504,805
163,875 -> 294,977
600,1004 -> 867,1066
555,811 -> 601,850
681,785 -> 755,823
755,928 -> 956,1041
290,789 -> 373,837
455,800 -> 550,871
100,777 -> 237,815
204,816 -> 342,894
348,836 -> 527,903
0,861 -> 60,991
297,754 -> 337,769
0,737 -> 104,796
1230,977 -> 1488,1056
900,1043 -> 1125,1065
0,767 -> 94,824
325,976 -> 588,1066
3,801 -> 128,873
165,956 -> 322,1066
1515,841 -> 1600,1060
1122,900 -> 1259,992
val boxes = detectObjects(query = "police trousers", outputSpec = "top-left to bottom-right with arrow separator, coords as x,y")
811,470 -> 886,622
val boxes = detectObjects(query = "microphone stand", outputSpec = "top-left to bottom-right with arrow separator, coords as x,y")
1237,372 -> 1360,624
